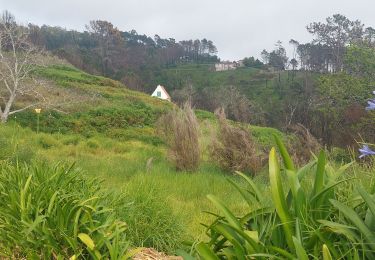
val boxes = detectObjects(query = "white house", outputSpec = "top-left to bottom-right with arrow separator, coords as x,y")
214,60 -> 244,71
151,85 -> 171,102
215,61 -> 236,71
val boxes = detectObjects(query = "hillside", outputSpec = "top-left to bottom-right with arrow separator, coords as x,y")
0,63 -> 288,250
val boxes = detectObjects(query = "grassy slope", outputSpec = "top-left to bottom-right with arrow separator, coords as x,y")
2,64 -> 284,243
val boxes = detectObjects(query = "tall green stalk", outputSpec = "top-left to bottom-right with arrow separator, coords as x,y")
36,113 -> 40,134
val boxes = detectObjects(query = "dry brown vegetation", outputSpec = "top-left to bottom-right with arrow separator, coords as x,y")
287,123 -> 321,165
133,248 -> 183,260
209,108 -> 263,175
157,102 -> 200,171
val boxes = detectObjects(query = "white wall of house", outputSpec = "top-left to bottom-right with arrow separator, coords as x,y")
151,85 -> 171,101
215,62 -> 237,71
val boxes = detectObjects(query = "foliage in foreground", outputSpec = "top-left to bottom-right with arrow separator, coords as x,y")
0,162 -> 132,259
195,137 -> 375,259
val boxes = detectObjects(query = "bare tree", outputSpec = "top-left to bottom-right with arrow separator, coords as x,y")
0,11 -> 45,123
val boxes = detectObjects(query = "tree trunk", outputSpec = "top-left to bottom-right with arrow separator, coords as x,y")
1,93 -> 15,123
0,113 -> 8,123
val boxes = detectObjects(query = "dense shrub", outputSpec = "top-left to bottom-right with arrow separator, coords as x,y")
210,108 -> 263,175
157,102 -> 200,171
0,162 -> 130,259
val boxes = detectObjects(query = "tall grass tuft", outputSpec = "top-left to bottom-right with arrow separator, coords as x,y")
0,162 -> 130,259
210,108 -> 263,175
157,102 -> 200,171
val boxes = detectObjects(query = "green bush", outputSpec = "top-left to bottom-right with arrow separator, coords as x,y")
193,136 -> 375,259
0,162 -> 130,259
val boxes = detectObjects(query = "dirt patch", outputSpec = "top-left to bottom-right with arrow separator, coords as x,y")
133,248 -> 183,260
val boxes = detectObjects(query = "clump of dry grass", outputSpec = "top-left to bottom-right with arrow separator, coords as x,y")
287,123 -> 321,165
133,248 -> 183,260
157,102 -> 200,171
210,108 -> 263,175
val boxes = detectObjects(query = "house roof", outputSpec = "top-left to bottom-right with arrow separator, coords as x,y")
156,85 -> 171,99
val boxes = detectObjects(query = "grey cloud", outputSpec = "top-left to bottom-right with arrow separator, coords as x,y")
0,0 -> 374,60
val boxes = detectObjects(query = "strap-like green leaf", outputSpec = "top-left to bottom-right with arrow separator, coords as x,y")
269,147 -> 294,250
196,242 -> 220,260
322,244 -> 332,260
330,199 -> 375,251
78,233 -> 95,250
358,186 -> 375,220
313,150 -> 326,196
207,194 -> 241,229
293,236 -> 309,260
235,171 -> 264,203
274,135 -> 295,171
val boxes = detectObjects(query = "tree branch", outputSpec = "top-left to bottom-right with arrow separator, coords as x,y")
8,103 -> 39,115
3,79 -> 13,94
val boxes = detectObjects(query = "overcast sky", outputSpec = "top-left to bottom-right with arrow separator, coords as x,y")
0,0 -> 374,60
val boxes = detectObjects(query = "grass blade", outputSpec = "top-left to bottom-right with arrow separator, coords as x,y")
235,171 -> 264,203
